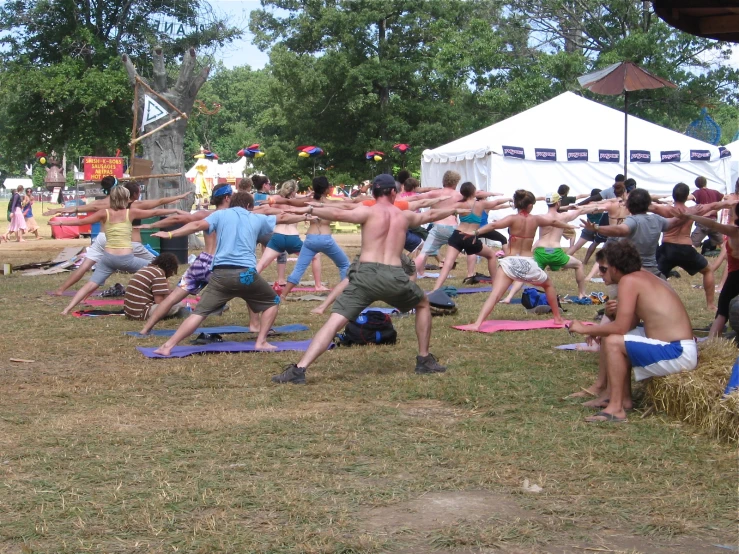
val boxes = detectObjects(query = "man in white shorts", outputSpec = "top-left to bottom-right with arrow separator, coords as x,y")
567,240 -> 697,423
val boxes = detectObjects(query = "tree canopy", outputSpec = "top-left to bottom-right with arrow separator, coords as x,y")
0,0 -> 737,186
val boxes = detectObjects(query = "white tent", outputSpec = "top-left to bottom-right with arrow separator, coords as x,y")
724,140 -> 738,192
422,92 -> 732,198
185,156 -> 249,181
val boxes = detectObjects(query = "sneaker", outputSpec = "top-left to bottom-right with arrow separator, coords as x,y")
462,275 -> 480,285
271,364 -> 307,384
415,353 -> 447,374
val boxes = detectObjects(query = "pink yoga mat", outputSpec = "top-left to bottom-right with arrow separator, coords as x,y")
85,299 -> 124,306
454,320 -> 594,333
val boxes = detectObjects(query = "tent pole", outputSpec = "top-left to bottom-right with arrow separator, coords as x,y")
624,91 -> 629,179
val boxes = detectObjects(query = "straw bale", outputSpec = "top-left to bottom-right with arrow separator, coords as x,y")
646,339 -> 738,443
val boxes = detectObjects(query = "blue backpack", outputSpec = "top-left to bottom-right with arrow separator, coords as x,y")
521,287 -> 549,310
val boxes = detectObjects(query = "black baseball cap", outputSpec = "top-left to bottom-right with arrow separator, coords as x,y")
372,174 -> 397,191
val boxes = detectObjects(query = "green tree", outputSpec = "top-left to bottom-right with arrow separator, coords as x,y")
0,0 -> 240,173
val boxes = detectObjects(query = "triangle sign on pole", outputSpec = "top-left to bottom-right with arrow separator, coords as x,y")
141,94 -> 169,131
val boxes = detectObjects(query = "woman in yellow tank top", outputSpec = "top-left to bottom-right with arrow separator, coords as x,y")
51,186 -> 184,315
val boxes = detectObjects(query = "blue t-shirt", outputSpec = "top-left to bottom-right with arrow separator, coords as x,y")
206,207 -> 276,269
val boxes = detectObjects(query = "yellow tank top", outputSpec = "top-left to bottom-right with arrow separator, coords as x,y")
105,209 -> 133,249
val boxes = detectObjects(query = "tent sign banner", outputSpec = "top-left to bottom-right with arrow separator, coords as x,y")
719,147 -> 732,158
535,148 -> 557,161
690,150 -> 711,161
502,146 -> 525,159
630,150 -> 651,163
83,157 -> 124,181
599,150 -> 620,163
566,149 -> 588,161
660,150 -> 681,163
141,95 -> 169,131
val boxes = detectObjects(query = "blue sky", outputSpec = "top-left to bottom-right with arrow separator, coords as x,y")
211,0 -> 272,69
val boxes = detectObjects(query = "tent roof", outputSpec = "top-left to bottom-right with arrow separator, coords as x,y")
423,92 -> 725,164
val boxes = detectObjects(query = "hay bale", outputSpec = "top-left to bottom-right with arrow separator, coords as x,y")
646,338 -> 739,444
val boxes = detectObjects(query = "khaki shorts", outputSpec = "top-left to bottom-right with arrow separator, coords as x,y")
333,262 -> 424,320
194,267 -> 279,317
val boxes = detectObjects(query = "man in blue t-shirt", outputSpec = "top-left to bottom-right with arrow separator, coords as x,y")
150,192 -> 285,355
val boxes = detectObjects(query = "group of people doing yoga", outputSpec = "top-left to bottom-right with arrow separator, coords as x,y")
50,170 -> 739,408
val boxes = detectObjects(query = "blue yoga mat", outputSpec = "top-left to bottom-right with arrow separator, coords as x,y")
126,323 -> 309,338
360,307 -> 400,315
138,339 -> 332,359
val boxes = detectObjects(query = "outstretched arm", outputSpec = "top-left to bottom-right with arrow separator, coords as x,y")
581,218 -> 630,237
649,203 -> 673,218
133,191 -> 193,210
535,214 -> 575,230
406,197 -> 443,210
475,190 -> 502,199
473,215 -> 517,235
282,204 -> 370,224
480,198 -> 511,210
152,219 -> 209,239
682,213 -> 739,238
406,207 -> 469,227
138,211 -> 209,229
49,210 -> 107,226
44,198 -> 109,216
129,207 -> 188,220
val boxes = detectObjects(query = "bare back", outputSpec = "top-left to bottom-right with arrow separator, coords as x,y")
357,202 -> 409,266
624,271 -> 693,342
506,213 -> 540,256
661,203 -> 694,245
424,188 -> 462,226
607,198 -> 629,226
536,208 -> 565,248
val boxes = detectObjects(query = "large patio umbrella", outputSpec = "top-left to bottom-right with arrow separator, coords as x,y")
578,61 -> 676,178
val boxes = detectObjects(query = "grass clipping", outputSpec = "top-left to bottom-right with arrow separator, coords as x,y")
647,339 -> 739,444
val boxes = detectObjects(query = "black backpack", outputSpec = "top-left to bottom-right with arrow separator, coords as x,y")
338,310 -> 397,346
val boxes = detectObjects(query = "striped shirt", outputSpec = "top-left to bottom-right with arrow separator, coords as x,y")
124,265 -> 170,320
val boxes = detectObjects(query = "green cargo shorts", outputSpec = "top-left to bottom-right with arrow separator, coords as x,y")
333,262 -> 424,321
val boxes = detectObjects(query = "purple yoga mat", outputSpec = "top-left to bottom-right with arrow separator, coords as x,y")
138,339 -> 333,359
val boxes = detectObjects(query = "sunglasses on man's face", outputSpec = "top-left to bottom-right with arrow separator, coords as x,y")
599,265 -> 609,274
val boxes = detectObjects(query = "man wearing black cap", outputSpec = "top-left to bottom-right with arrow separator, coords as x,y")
272,174 -> 464,384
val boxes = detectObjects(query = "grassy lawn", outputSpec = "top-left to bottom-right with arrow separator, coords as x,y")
0,219 -> 735,553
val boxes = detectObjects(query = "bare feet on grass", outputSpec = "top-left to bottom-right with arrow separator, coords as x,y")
310,306 -> 326,315
314,286 -> 330,292
255,340 -> 278,351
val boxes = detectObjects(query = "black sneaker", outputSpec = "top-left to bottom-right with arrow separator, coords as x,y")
272,364 -> 307,384
462,275 -> 480,285
415,353 -> 447,374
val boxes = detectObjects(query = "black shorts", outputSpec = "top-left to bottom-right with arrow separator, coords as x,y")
580,228 -> 607,243
477,229 -> 507,245
448,229 -> 483,255
717,270 -> 739,318
657,242 -> 708,276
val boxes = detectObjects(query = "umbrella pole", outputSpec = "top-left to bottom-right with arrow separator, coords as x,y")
624,91 -> 629,179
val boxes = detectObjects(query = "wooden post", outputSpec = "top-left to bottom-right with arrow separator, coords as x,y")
130,83 -> 139,162
129,117 -> 182,146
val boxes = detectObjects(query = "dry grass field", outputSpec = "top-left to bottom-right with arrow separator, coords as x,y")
0,213 -> 735,553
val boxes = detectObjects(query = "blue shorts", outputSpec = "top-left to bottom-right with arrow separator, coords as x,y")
624,327 -> 697,381
266,233 -> 303,254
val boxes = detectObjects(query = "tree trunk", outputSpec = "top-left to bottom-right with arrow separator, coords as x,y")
122,47 -> 210,209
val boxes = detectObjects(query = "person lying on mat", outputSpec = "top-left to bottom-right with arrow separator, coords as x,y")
136,183 -> 233,336
467,190 -> 575,330
271,174 -> 469,384
52,185 -> 186,315
566,240 -> 697,423
149,192 -> 306,355
124,254 -> 186,321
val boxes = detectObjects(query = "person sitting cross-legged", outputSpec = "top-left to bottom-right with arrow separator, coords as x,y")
124,253 -> 187,321
567,240 -> 697,423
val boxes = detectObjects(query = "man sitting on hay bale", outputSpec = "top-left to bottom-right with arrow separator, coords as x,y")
567,240 -> 697,423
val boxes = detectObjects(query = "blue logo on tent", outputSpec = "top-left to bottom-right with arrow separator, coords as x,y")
566,149 -> 588,161
720,147 -> 732,159
502,146 -> 525,159
534,148 -> 556,161
630,150 -> 651,163
690,150 -> 711,161
598,150 -> 620,163
660,150 -> 681,163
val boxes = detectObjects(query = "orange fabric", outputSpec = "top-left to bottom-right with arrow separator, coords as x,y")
361,199 -> 409,211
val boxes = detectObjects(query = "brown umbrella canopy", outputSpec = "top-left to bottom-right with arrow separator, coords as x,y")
653,1 -> 739,44
578,62 -> 677,95
578,62 -> 676,178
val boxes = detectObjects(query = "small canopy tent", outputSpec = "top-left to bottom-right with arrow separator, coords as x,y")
422,92 -> 731,198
